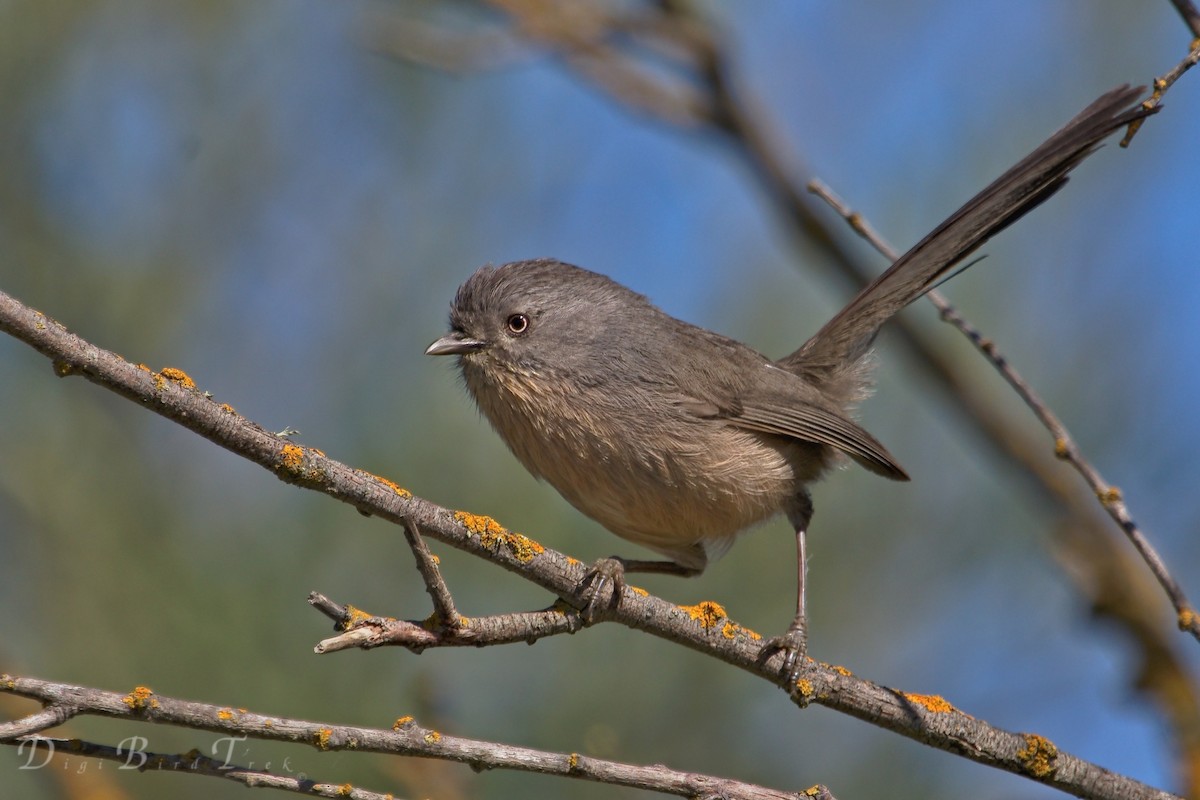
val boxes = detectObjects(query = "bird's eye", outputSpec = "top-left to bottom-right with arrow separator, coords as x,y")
506,314 -> 530,335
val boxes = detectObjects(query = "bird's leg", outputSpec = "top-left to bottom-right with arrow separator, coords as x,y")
761,493 -> 814,684
579,555 -> 702,622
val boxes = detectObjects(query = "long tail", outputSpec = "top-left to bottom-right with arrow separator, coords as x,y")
781,85 -> 1154,383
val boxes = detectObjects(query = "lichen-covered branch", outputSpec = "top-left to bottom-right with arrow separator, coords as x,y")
0,286 -> 1184,800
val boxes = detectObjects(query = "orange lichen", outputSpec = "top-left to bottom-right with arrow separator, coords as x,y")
159,367 -> 196,389
1180,607 -> 1198,631
565,556 -> 582,566
135,363 -> 152,372
568,753 -> 581,771
217,708 -> 234,721
337,784 -> 353,796
340,604 -> 374,631
629,586 -> 649,597
795,679 -> 814,699
314,728 -> 334,750
280,444 -> 305,471
681,600 -> 727,629
831,665 -> 853,677
454,512 -> 543,562
219,403 -> 237,414
423,731 -> 441,744
1098,486 -> 1123,505
1017,733 -> 1058,778
1053,438 -> 1070,459
393,716 -> 415,730
122,686 -> 158,711
903,693 -> 955,714
455,511 -> 506,537
376,475 -> 412,498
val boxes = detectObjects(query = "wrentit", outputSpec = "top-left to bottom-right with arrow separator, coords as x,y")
427,86 -> 1152,677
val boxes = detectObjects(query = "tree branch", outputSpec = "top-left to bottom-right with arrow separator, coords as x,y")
0,675 -> 821,800
0,286 -> 1183,800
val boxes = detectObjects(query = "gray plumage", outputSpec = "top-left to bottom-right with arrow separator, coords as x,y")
427,85 -> 1153,663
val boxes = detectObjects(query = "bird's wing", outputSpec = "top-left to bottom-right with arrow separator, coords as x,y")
674,362 -> 909,481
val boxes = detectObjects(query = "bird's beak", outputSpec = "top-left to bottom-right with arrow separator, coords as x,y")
425,333 -> 487,356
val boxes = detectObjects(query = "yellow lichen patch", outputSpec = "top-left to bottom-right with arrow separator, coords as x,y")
424,731 -> 441,744
313,728 -> 334,750
136,363 -> 152,372
393,716 -> 415,730
220,403 -> 237,414
502,532 -> 545,563
122,686 -> 158,711
795,679 -> 814,699
430,554 -> 440,565
2,676 -> 15,690
681,600 -> 727,629
717,616 -> 764,641
454,513 -> 544,562
1017,733 -> 1058,778
159,367 -> 196,389
337,784 -> 353,796
1098,486 -> 1123,505
1180,607 -> 1198,631
275,444 -> 328,486
217,708 -> 234,721
340,604 -> 374,631
832,665 -> 853,677
803,787 -> 824,798
568,753 -> 581,771
629,586 -> 649,597
455,511 -> 506,537
376,475 -> 412,498
903,693 -> 955,714
566,556 -> 581,566
1053,438 -> 1070,459
280,444 -> 305,471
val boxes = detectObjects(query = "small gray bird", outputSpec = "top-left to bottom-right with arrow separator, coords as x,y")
427,86 -> 1151,678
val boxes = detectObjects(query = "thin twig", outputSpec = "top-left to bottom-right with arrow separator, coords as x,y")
806,178 -> 1200,643
1123,38 -> 1200,145
402,521 -> 463,626
0,704 -> 79,740
308,592 -> 581,652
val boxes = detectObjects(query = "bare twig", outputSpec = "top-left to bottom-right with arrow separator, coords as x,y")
1123,38 -> 1200,145
0,704 -> 79,740
402,521 -> 463,626
0,287 -> 1183,800
309,592 -> 581,652
805,178 -> 1200,644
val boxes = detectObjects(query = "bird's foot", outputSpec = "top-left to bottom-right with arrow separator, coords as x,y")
759,619 -> 809,687
577,557 -> 628,622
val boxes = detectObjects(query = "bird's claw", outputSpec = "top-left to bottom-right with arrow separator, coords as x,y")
578,557 -> 627,622
759,624 -> 808,687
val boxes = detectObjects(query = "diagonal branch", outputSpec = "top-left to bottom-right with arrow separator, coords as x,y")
0,285 -> 1183,800
0,675 -> 820,800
